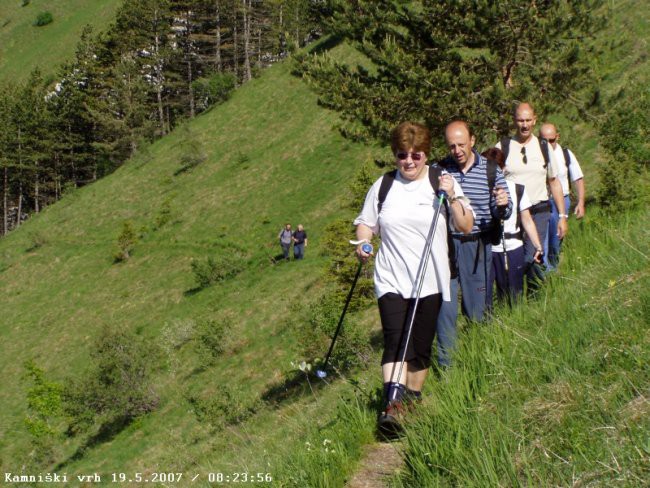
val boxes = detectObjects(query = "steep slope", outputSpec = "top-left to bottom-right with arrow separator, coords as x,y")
0,46 -> 380,476
0,0 -> 121,83
0,1 -> 648,485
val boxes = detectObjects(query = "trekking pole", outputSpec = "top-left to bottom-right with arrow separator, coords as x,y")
316,242 -> 373,379
501,219 -> 509,290
391,193 -> 446,399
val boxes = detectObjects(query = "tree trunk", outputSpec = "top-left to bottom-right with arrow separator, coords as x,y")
68,123 -> 77,186
153,8 -> 166,135
3,166 -> 7,235
233,17 -> 239,84
215,0 -> 222,72
54,152 -> 60,200
34,162 -> 39,213
257,26 -> 261,66
17,125 -> 24,227
187,58 -> 195,118
16,182 -> 23,229
242,0 -> 252,82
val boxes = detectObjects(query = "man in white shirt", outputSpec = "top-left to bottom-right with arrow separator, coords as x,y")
496,103 -> 567,286
539,123 -> 586,270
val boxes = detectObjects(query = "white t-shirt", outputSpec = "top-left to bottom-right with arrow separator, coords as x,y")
496,135 -> 560,205
552,144 -> 584,196
492,180 -> 531,253
353,167 -> 469,301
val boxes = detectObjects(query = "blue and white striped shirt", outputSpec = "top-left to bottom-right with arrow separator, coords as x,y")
441,150 -> 512,235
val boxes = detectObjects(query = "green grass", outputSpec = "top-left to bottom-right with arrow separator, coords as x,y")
394,208 -> 649,486
0,46 -> 383,481
0,0 -> 121,83
0,0 -> 648,486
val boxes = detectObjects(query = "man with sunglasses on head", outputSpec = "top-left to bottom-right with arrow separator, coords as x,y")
539,123 -> 586,271
437,120 -> 512,342
496,102 -> 567,287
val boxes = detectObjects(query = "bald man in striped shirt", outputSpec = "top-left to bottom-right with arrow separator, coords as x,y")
435,120 -> 512,363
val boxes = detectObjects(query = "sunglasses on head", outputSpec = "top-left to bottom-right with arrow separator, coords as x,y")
521,146 -> 527,164
396,151 -> 424,161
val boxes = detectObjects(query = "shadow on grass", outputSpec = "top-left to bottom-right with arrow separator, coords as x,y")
268,253 -> 290,265
54,416 -> 135,470
262,370 -> 327,407
184,286 -> 204,297
306,35 -> 343,55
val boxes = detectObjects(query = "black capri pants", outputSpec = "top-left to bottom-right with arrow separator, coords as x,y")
378,292 -> 442,371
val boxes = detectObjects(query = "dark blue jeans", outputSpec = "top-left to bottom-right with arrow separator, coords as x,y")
489,245 -> 526,305
293,243 -> 305,259
436,236 -> 491,367
436,277 -> 459,367
544,195 -> 570,271
525,209 -> 551,288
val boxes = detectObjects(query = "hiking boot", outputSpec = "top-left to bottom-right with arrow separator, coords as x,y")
377,400 -> 405,439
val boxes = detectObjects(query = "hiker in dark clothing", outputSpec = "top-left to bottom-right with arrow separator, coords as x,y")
482,147 -> 543,304
292,224 -> 308,260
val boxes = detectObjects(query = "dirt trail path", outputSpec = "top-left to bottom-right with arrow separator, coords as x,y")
345,441 -> 404,488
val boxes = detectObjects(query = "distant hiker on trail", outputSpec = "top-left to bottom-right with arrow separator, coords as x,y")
539,123 -> 586,271
482,148 -> 543,304
353,121 -> 474,436
292,224 -> 308,260
278,223 -> 293,261
437,120 -> 512,341
496,102 -> 567,287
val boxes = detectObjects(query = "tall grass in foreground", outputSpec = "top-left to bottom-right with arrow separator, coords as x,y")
273,392 -> 378,487
394,207 -> 650,486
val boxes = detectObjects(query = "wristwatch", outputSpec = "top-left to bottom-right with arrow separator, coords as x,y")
558,213 -> 569,219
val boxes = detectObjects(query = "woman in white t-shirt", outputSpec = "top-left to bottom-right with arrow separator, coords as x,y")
353,122 -> 473,435
482,148 -> 543,304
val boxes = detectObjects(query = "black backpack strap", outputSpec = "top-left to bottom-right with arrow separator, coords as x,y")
563,146 -> 572,191
539,137 -> 550,169
428,163 -> 442,193
500,137 -> 511,160
486,158 -> 497,193
562,147 -> 571,170
377,170 -> 397,214
515,183 -> 525,233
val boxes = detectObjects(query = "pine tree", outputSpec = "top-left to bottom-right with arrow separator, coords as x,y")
107,0 -> 175,135
300,0 -> 605,150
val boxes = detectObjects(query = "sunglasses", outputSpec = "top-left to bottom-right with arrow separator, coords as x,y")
548,138 -> 557,143
396,151 -> 424,161
521,146 -> 527,164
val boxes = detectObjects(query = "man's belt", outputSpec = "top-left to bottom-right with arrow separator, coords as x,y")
453,231 -> 496,243
503,231 -> 522,239
529,200 -> 551,215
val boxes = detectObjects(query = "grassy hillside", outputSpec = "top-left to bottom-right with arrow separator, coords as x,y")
0,1 -> 648,486
0,39 -> 383,481
0,0 -> 121,83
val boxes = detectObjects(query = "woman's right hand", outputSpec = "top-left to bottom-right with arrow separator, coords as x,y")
355,242 -> 373,263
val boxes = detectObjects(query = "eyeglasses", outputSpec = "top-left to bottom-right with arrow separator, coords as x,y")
396,151 -> 424,161
521,146 -> 527,164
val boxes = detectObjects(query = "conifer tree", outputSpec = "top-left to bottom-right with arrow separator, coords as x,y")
301,0 -> 605,150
